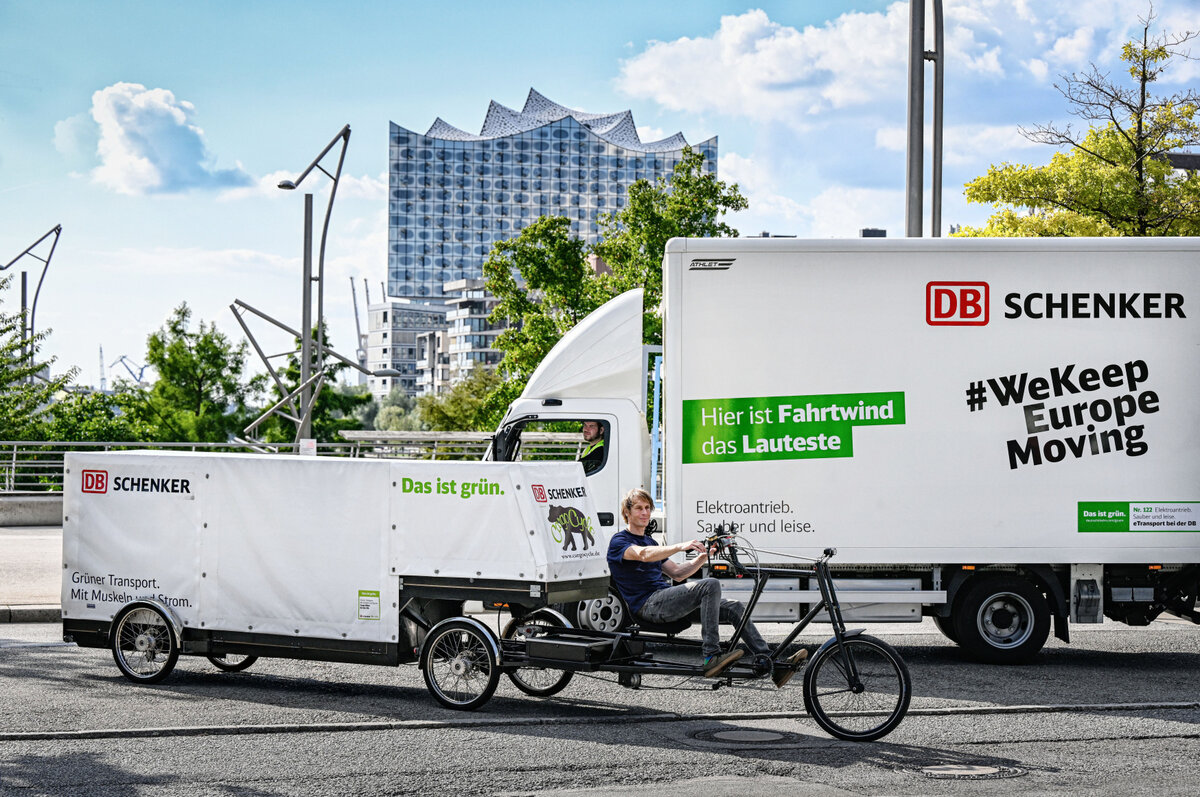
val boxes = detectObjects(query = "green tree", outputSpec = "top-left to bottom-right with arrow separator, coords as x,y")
482,215 -> 609,417
959,11 -> 1200,237
417,366 -> 501,431
37,388 -> 155,442
0,275 -> 74,439
132,303 -> 264,442
594,146 -> 747,342
480,147 -> 747,419
375,388 -> 425,431
258,326 -> 372,444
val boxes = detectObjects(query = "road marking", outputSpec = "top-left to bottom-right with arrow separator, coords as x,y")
1,701 -> 1197,743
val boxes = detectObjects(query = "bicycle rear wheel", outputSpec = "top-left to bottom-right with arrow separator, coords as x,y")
802,634 -> 911,742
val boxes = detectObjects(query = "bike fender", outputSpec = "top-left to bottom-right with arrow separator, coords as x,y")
420,616 -> 501,670
109,599 -> 184,648
813,628 -> 866,659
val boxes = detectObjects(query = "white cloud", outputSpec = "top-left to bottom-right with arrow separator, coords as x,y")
719,152 -> 808,230
1025,58 -> 1050,81
804,185 -> 902,239
1046,26 -> 1095,66
875,124 -> 1042,166
86,82 -> 253,195
636,125 -> 668,144
219,170 -> 386,202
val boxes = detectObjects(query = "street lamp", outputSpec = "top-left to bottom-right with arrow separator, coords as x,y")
232,125 -> 354,447
3,224 -> 62,373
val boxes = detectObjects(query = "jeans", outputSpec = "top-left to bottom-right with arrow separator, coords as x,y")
637,577 -> 768,658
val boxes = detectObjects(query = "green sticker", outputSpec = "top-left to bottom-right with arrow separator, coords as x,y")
1079,501 -> 1200,532
683,391 -> 905,464
358,589 -> 381,620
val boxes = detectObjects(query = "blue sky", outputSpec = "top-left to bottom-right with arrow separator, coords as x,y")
1,1 -> 1196,389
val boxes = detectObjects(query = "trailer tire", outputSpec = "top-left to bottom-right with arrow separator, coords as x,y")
501,609 -> 574,697
111,604 -> 179,684
421,620 -> 500,710
953,574 -> 1050,664
208,654 -> 258,672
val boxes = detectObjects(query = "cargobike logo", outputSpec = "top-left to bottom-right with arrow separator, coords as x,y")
547,505 -> 596,552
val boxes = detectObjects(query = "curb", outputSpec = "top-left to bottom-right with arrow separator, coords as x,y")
0,605 -> 61,623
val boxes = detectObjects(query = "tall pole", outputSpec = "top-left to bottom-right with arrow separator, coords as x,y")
300,194 -> 314,440
905,0 -> 925,238
931,0 -> 944,237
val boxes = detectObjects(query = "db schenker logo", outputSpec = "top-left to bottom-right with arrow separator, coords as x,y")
531,484 -> 548,503
927,282 -> 989,326
82,470 -> 108,494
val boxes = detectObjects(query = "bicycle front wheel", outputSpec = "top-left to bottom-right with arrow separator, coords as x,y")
802,634 -> 911,742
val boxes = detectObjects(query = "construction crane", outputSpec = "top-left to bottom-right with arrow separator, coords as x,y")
110,355 -> 150,385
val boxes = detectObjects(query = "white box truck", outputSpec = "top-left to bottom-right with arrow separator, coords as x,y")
489,237 -> 1200,662
62,451 -> 608,682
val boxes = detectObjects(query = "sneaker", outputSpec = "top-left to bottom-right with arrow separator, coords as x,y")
772,648 -> 809,688
702,648 -> 744,677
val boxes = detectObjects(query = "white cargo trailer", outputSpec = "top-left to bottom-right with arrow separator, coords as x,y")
62,451 -> 608,683
490,237 -> 1200,662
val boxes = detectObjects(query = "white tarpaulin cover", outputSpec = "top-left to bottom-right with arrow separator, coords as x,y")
62,451 -> 607,642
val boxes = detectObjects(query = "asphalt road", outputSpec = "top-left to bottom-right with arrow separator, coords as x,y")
1,619 -> 1197,796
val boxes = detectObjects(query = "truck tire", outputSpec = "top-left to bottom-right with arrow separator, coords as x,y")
952,574 -> 1050,664
570,589 -> 627,632
421,620 -> 500,710
932,614 -> 959,644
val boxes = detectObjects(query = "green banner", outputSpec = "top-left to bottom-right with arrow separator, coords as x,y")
683,391 -> 905,464
1079,501 -> 1200,532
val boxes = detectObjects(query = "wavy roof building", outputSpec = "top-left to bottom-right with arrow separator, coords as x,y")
388,89 -> 717,299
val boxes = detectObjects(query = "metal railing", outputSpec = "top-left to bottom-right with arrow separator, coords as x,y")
0,440 -> 357,493
0,432 -> 584,493
339,430 -> 584,462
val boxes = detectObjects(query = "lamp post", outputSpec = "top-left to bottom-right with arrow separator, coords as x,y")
276,124 -> 351,441
3,224 -> 62,374
905,0 -> 944,237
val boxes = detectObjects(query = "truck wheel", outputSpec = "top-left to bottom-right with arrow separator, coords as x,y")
111,604 -> 179,684
421,621 -> 500,710
952,575 -> 1050,664
932,614 -> 959,644
208,654 -> 258,672
571,590 -> 627,632
501,609 -> 574,697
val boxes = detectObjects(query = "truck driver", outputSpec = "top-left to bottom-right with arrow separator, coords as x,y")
607,488 -> 807,683
579,421 -> 605,475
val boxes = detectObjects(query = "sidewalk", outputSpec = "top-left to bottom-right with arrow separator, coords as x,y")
0,525 -> 61,622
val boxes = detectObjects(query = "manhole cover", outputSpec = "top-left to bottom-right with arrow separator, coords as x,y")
690,728 -> 800,746
921,764 -> 1027,780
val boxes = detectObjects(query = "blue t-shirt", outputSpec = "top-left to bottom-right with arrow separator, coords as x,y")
607,530 -> 672,614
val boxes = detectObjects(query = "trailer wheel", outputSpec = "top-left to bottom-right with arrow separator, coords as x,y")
111,604 -> 179,684
208,654 -> 258,672
421,620 -> 500,710
501,609 -> 574,697
953,574 -> 1050,664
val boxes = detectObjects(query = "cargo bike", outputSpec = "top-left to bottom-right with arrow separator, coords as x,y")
432,530 -> 913,742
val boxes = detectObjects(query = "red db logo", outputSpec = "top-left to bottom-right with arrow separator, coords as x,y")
531,484 -> 547,503
82,470 -> 108,494
927,282 -> 989,326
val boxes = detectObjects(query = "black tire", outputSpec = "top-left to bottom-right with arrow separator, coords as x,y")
208,653 -> 258,672
501,609 -> 574,697
111,604 -> 179,684
802,634 -> 911,742
932,614 -> 959,644
421,620 -> 500,710
952,574 -> 1050,664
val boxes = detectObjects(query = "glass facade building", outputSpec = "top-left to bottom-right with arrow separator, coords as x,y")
388,89 -> 717,300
